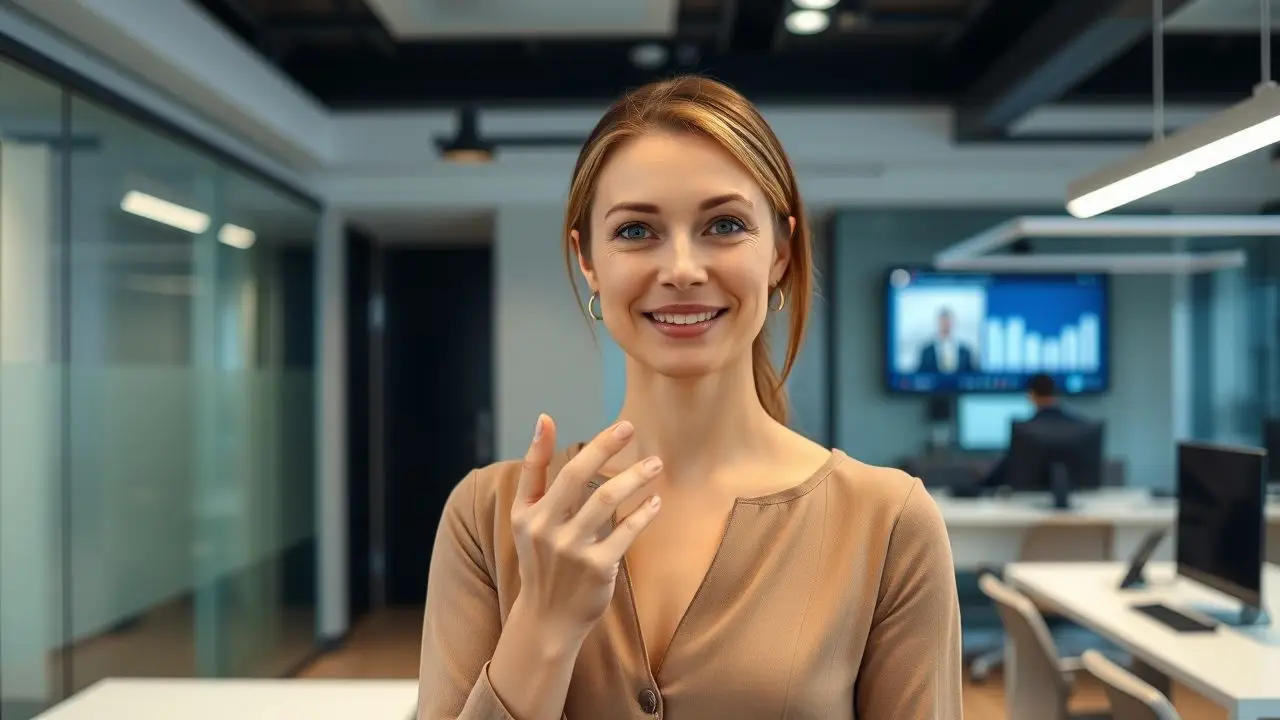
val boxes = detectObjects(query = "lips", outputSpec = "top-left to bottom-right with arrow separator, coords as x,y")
642,306 -> 729,339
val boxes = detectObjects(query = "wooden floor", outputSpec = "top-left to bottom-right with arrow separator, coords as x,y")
299,607 -> 1226,720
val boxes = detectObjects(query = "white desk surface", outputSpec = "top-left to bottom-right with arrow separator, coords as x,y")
933,489 -> 1280,526
34,678 -> 418,720
1005,562 -> 1280,717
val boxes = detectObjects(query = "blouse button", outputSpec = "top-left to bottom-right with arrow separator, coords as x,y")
637,687 -> 659,714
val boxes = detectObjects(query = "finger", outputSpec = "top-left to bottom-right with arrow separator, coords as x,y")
571,456 -> 664,538
514,414 -> 557,507
543,420 -> 635,509
594,494 -> 662,562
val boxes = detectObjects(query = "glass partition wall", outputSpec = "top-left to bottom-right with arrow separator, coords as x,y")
0,52 -> 319,719
1183,234 -> 1280,446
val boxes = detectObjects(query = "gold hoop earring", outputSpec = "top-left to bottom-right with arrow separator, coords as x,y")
588,291 -> 602,321
769,285 -> 786,312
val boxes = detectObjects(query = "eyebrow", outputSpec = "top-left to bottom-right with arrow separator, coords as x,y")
603,193 -> 753,219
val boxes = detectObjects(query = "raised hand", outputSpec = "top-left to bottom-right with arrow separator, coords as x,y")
509,414 -> 664,641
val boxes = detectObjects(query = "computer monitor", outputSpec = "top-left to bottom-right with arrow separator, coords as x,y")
957,394 -> 1035,451
1004,418 -> 1104,505
1175,441 -> 1269,623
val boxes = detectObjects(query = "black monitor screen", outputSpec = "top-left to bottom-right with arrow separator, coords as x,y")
883,268 -> 1109,394
1005,418 -> 1104,491
1175,442 -> 1267,609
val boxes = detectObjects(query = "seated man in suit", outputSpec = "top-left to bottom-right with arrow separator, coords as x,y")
983,373 -> 1085,489
917,308 -> 977,374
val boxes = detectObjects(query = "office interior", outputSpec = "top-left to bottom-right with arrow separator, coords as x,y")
2,0 -> 1280,718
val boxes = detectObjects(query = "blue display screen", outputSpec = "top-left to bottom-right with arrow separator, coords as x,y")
883,268 -> 1109,394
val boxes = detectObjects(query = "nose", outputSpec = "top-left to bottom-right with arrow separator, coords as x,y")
657,233 -> 708,290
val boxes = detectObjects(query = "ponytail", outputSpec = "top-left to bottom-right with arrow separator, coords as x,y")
752,332 -> 790,425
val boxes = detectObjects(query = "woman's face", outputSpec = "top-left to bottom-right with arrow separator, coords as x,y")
575,132 -> 791,380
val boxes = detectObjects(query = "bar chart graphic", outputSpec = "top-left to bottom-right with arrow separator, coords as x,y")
982,313 -> 1100,373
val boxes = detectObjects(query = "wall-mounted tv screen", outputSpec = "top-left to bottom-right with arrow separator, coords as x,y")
884,268 -> 1110,395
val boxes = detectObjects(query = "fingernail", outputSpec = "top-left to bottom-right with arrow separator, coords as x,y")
613,421 -> 634,440
532,415 -> 544,442
643,456 -> 663,474
649,495 -> 661,509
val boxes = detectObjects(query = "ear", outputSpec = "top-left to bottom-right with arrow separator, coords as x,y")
770,216 -> 796,286
571,229 -> 598,291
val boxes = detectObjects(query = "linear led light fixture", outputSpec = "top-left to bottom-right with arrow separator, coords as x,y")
218,224 -> 256,249
1066,83 -> 1280,218
121,190 -> 210,234
932,215 -> 1280,274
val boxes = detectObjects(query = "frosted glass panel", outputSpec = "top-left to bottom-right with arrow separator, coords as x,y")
0,51 -> 320,719
0,57 -> 66,720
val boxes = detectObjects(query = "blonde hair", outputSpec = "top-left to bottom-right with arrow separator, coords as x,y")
562,75 -> 814,425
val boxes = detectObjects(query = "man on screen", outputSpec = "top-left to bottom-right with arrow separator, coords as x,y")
916,308 -> 977,374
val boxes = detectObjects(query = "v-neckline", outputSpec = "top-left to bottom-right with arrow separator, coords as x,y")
577,446 -> 844,683
620,499 -> 741,682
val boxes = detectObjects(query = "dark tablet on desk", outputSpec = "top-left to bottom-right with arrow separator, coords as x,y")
1118,529 -> 1165,590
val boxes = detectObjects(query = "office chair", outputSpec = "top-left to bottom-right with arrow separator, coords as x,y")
1081,650 -> 1181,720
970,521 -> 1116,682
979,574 -> 1111,720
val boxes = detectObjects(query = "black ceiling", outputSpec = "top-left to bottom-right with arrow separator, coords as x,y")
193,0 -> 1278,141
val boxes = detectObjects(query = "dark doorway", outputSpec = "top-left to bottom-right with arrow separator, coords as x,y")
345,228 -> 374,623
382,246 -> 494,605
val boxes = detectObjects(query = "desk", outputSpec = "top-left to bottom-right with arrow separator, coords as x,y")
935,490 -> 1280,569
33,679 -> 418,720
1005,562 -> 1280,720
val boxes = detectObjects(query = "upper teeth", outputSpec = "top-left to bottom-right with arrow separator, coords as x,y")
653,311 -> 717,325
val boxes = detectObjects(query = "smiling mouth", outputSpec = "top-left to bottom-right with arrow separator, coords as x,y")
643,309 -> 729,325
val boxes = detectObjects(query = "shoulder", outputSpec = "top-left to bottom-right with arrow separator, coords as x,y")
826,453 -> 935,520
824,453 -> 949,554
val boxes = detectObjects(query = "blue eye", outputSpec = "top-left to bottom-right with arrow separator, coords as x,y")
615,223 -> 653,241
709,217 -> 745,235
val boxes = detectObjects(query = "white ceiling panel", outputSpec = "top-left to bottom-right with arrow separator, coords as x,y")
366,0 -> 679,38
1166,0 -> 1280,33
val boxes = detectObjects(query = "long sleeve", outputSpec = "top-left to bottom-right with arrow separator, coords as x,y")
418,471 -> 517,720
854,479 -> 964,719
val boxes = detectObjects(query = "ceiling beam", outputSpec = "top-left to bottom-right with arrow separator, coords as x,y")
284,42 -> 948,107
953,0 -> 1196,142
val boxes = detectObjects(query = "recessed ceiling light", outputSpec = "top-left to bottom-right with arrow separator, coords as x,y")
793,0 -> 838,9
785,9 -> 830,34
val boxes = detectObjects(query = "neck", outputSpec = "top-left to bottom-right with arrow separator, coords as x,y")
613,353 -> 775,486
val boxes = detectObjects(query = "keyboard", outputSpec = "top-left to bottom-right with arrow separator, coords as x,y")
1132,603 -> 1218,633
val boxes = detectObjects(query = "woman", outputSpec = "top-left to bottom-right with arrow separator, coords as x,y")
419,76 -> 962,719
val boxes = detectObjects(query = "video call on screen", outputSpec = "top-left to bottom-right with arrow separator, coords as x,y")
884,269 -> 1110,394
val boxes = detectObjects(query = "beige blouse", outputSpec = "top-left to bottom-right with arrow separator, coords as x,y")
418,447 -> 964,719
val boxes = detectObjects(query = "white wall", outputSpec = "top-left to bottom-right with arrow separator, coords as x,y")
494,206 -> 603,460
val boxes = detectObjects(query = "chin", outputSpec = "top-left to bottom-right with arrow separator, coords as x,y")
641,355 -> 724,380
623,340 -> 742,381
